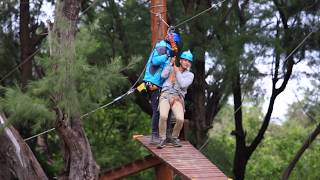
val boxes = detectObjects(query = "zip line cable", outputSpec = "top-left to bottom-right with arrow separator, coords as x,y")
0,48 -> 41,83
0,0 -> 101,83
11,0 -> 317,142
174,0 -> 226,28
283,29 -> 315,64
199,28 -> 316,153
24,36 -> 157,142
24,128 -> 56,141
156,13 -> 170,28
2,0 -> 224,83
10,0 -> 227,141
24,47 -> 151,141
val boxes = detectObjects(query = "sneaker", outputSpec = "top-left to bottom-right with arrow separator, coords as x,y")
157,139 -> 166,149
171,138 -> 182,147
149,135 -> 160,145
166,136 -> 173,144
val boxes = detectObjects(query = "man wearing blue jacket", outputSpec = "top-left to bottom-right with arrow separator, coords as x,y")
143,32 -> 181,144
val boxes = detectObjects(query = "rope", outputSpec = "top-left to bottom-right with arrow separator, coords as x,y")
0,48 -> 41,83
156,13 -> 170,27
150,0 -> 226,33
79,0 -> 101,16
24,42 -> 156,142
0,0 -> 100,83
23,89 -> 137,142
282,30 -> 315,65
24,128 -> 56,141
174,0 -> 226,28
80,88 -> 135,118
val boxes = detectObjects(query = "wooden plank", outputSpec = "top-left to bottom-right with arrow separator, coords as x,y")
99,155 -> 161,180
136,136 -> 228,180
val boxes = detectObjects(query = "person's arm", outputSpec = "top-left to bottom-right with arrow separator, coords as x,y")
161,63 -> 173,79
151,45 -> 169,65
152,53 -> 167,65
176,72 -> 194,88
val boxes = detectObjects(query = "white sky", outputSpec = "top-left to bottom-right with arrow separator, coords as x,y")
259,61 -> 312,123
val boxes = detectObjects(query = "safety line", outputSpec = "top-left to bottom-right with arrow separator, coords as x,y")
80,88 -> 136,119
283,30 -> 315,64
24,43 -> 156,142
79,0 -> 101,16
24,128 -> 56,141
174,0 -> 226,28
0,48 -> 41,83
156,13 -> 170,27
0,0 -> 101,83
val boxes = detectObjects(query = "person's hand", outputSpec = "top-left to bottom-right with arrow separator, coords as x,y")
168,50 -> 178,57
170,56 -> 176,65
173,65 -> 179,72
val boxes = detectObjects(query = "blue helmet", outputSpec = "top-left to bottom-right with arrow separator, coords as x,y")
171,32 -> 181,44
180,50 -> 193,62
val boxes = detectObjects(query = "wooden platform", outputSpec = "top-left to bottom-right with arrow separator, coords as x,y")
136,136 -> 228,180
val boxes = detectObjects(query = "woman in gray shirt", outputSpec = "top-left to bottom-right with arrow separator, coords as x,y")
157,50 -> 194,149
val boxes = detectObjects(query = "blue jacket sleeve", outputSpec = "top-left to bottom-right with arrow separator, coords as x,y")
150,41 -> 170,65
151,50 -> 168,65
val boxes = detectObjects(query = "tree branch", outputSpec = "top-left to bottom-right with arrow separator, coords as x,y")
282,122 -> 320,180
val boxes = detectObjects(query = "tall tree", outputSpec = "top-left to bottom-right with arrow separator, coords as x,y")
172,0 -> 319,179
230,0 -> 319,179
50,0 -> 99,179
19,0 -> 47,87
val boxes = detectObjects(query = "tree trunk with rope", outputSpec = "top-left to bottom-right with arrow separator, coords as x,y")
51,0 -> 99,179
0,113 -> 48,180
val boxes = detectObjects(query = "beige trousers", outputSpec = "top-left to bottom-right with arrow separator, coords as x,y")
159,93 -> 184,140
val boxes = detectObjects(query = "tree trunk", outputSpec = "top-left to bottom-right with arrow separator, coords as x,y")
55,110 -> 99,180
182,0 -> 211,148
51,1 -> 99,179
20,0 -> 33,88
282,123 -> 320,180
190,45 -> 207,147
0,113 -> 48,180
231,59 -> 248,180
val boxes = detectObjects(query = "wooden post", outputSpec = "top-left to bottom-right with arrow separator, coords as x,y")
155,163 -> 173,180
150,1 -> 172,178
150,0 -> 167,46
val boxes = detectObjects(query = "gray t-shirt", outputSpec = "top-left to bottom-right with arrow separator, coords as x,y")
161,64 -> 194,98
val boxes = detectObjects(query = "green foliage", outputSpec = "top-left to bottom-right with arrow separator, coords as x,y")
0,0 -> 319,179
0,31 -> 19,84
0,86 -> 54,132
246,121 -> 320,180
82,99 -> 153,179
204,101 -> 320,179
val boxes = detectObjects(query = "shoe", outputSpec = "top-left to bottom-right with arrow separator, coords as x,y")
157,139 -> 166,149
171,138 -> 182,147
166,136 -> 173,144
149,135 -> 160,145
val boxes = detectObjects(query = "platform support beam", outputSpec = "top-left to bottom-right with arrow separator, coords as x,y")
155,163 -> 173,180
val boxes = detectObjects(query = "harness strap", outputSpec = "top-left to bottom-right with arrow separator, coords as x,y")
169,96 -> 181,108
161,93 -> 182,108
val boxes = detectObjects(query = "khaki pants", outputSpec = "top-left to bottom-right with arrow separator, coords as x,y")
159,93 -> 184,140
